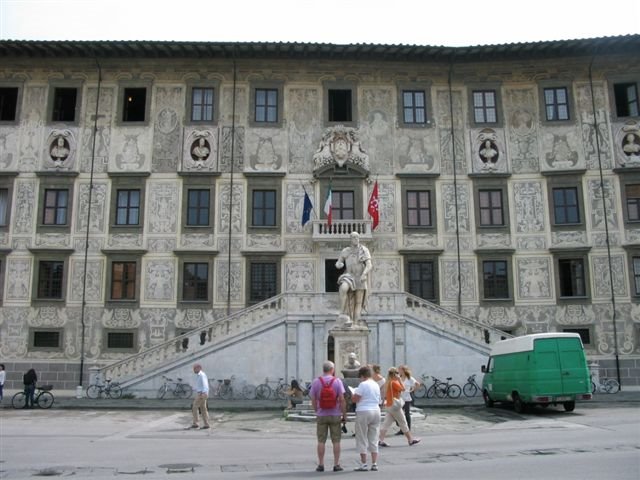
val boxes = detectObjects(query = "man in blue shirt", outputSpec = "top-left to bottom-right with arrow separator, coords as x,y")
190,363 -> 210,429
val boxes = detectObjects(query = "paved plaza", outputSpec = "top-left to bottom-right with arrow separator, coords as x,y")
0,394 -> 638,479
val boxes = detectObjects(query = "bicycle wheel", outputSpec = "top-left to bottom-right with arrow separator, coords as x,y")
157,385 -> 168,399
176,383 -> 193,399
86,385 -> 101,399
275,385 -> 287,400
414,384 -> 427,399
255,384 -> 271,400
447,384 -> 462,399
37,391 -> 54,409
604,379 -> 620,394
11,392 -> 26,409
426,385 -> 437,398
463,383 -> 478,397
107,384 -> 122,399
242,384 -> 256,399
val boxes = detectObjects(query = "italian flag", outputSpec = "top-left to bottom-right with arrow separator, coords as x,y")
324,186 -> 332,227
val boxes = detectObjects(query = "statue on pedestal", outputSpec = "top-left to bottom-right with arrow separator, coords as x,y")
335,232 -> 372,327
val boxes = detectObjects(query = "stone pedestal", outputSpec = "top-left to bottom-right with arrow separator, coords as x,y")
330,324 -> 369,387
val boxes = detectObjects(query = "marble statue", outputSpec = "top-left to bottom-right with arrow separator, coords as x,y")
336,231 -> 372,326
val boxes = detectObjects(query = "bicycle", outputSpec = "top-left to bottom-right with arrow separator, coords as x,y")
157,375 -> 193,399
86,378 -> 123,399
591,375 -> 620,394
209,375 -> 235,400
413,374 -> 430,398
462,374 -> 483,397
426,376 -> 461,399
12,385 -> 55,409
255,377 -> 288,400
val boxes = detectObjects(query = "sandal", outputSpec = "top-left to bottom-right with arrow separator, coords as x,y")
409,438 -> 421,446
378,441 -> 389,447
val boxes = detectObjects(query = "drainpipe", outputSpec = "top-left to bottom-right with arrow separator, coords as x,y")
448,59 -> 463,315
78,56 -> 102,392
588,56 -> 621,386
226,52 -> 237,316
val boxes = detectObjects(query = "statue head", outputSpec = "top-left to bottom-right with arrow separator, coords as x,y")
350,231 -> 360,245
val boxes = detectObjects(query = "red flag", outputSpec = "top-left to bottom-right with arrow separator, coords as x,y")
368,181 -> 379,230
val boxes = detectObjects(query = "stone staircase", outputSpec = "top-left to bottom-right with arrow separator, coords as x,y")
94,292 -> 510,390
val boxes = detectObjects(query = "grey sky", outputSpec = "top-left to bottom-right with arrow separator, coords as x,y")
1,0 -> 638,46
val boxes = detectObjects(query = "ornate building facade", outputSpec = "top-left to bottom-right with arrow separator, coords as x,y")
0,36 -> 639,392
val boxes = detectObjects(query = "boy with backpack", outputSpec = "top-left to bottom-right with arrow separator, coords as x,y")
309,361 -> 347,472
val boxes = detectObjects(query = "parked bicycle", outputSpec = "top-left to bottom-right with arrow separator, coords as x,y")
414,374 -> 430,398
463,374 -> 483,397
209,375 -> 236,399
255,377 -> 288,400
591,375 -> 620,394
426,376 -> 462,399
157,375 -> 193,399
12,385 -> 55,409
86,378 -> 123,399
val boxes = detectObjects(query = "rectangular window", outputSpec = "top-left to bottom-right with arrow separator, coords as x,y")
562,328 -> 591,345
183,262 -> 209,301
402,90 -> 426,124
33,331 -> 61,348
558,258 -> 586,297
553,187 -> 580,224
633,257 -> 640,296
191,87 -> 214,122
325,258 -> 343,292
544,87 -> 570,121
111,261 -> 137,300
333,191 -> 355,220
252,190 -> 276,227
473,90 -> 497,124
116,190 -> 140,225
250,262 -> 277,303
107,331 -> 135,349
408,261 -> 436,301
328,89 -> 352,122
38,261 -> 64,299
406,190 -> 431,226
0,188 -> 8,226
122,87 -> 147,122
42,189 -> 68,225
187,189 -> 210,226
51,87 -> 78,122
626,184 -> 640,222
483,260 -> 509,299
614,82 -> 639,118
255,88 -> 278,123
478,190 -> 504,226
0,87 -> 19,121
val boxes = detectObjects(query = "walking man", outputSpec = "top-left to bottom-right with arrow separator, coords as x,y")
309,361 -> 347,472
190,363 -> 210,429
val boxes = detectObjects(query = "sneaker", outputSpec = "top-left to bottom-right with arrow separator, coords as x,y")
333,465 -> 343,472
378,441 -> 389,447
371,464 -> 378,471
409,438 -> 421,446
200,425 -> 210,429
354,464 -> 368,471
187,425 -> 199,429
315,465 -> 324,472
394,430 -> 404,436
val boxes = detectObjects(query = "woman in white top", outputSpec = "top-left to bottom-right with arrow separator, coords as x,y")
351,365 -> 381,471
398,365 -> 420,432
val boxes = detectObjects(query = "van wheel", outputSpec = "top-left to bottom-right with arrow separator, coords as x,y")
563,401 -> 575,412
482,390 -> 494,408
513,394 -> 527,414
